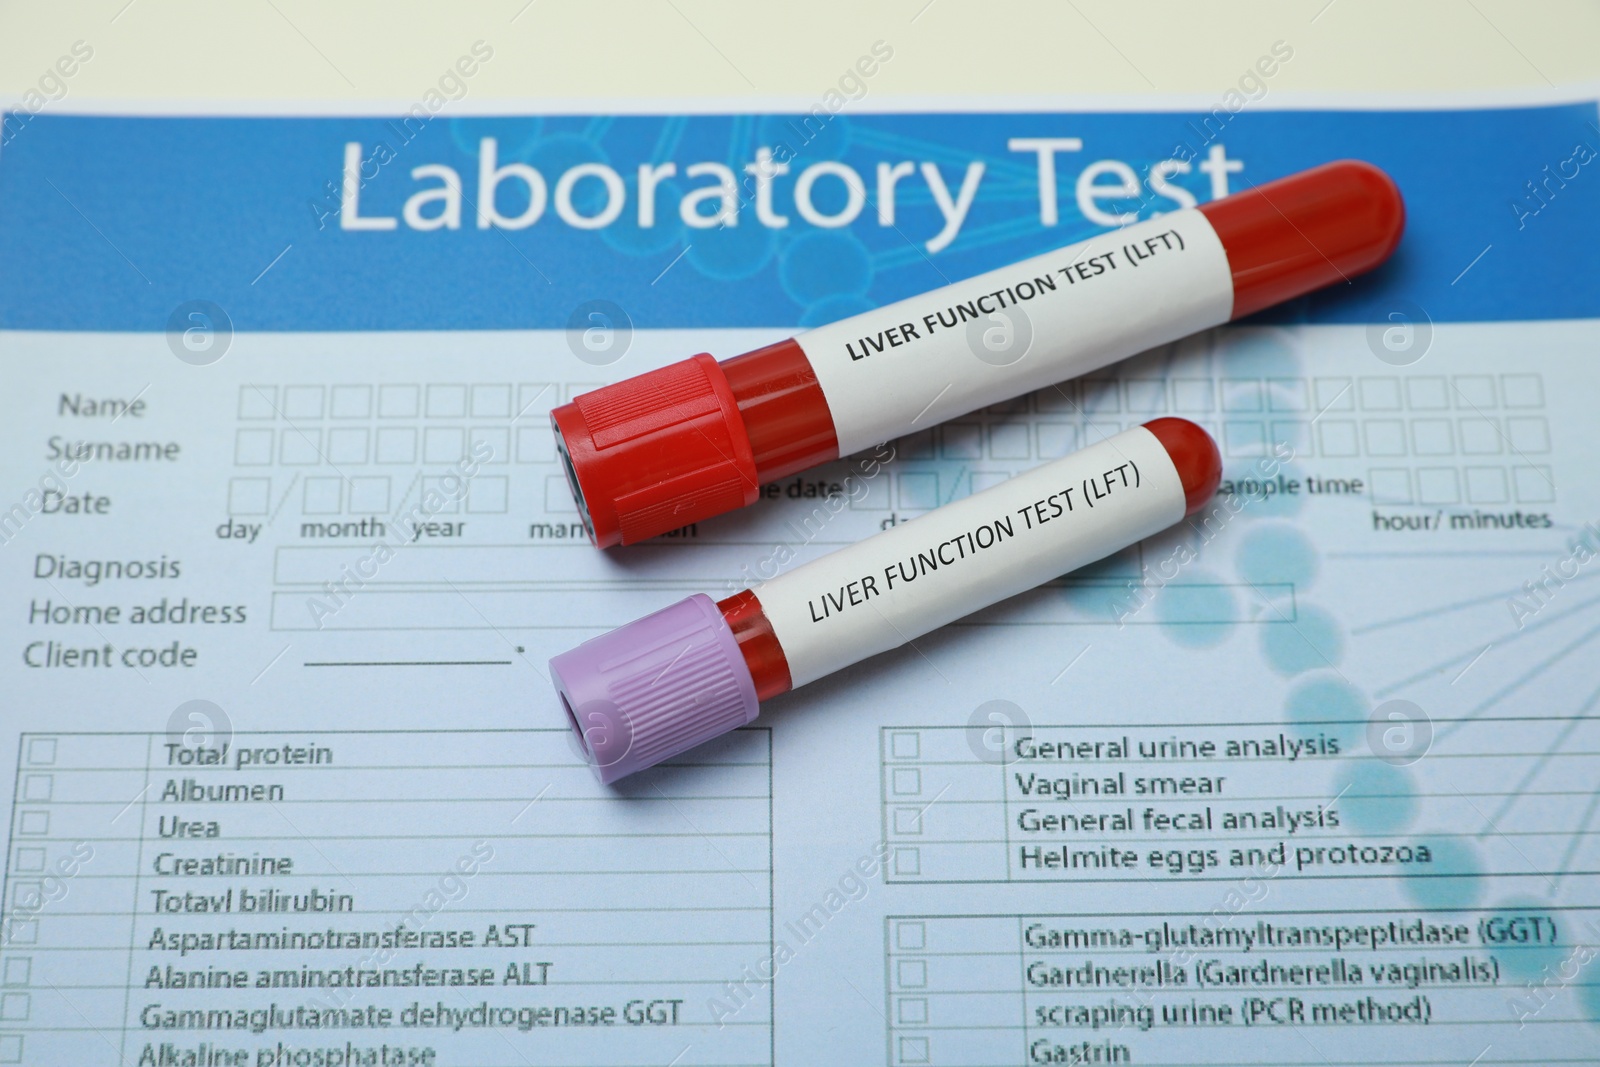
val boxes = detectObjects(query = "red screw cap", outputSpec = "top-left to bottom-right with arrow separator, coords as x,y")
551,353 -> 760,547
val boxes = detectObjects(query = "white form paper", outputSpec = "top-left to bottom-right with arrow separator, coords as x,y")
0,92 -> 1597,1066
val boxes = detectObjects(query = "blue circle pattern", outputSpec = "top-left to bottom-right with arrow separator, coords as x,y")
756,113 -> 852,162
601,176 -> 687,257
780,231 -> 872,305
1236,524 -> 1319,588
1261,603 -> 1344,676
1334,760 -> 1417,835
686,223 -> 777,282
1491,895 -> 1571,983
1155,567 -> 1236,649
1283,674 -> 1366,745
1401,835 -> 1486,910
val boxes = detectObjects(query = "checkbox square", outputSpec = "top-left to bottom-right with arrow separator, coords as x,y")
426,384 -> 467,417
238,385 -> 277,420
1317,421 -> 1359,458
1082,379 -> 1120,413
897,997 -> 928,1025
893,808 -> 924,835
228,478 -> 270,516
5,921 -> 37,945
1363,419 -> 1407,457
1406,376 -> 1449,411
896,959 -> 928,988
348,477 -> 390,513
893,847 -> 921,877
303,478 -> 342,515
973,472 -> 1008,494
1220,379 -> 1261,412
518,426 -> 552,463
1359,377 -> 1401,411
896,429 -> 936,459
1368,468 -> 1412,505
1465,467 -> 1508,504
1453,374 -> 1496,409
16,812 -> 48,836
895,921 -> 926,950
11,848 -> 45,873
1411,419 -> 1454,456
1417,468 -> 1460,505
897,1036 -> 928,1064
233,428 -> 274,465
987,423 -> 1030,459
20,776 -> 50,802
1314,377 -> 1353,412
282,385 -> 324,420
329,385 -> 372,418
1035,382 -> 1077,413
1266,378 -> 1307,412
420,478 -> 461,514
1086,422 -> 1122,446
897,473 -> 939,511
1459,417 -> 1502,455
470,427 -> 509,464
1513,466 -> 1555,503
940,423 -> 981,459
850,475 -> 889,510
424,427 -> 464,463
1506,417 -> 1550,453
467,476 -> 508,514
891,768 -> 922,796
471,384 -> 512,418
1173,378 -> 1214,413
1125,379 -> 1167,413
1270,420 -> 1310,457
25,739 -> 55,765
279,429 -> 322,465
2,958 -> 29,986
518,383 -> 556,418
0,994 -> 27,1022
1223,421 -> 1266,457
10,884 -> 41,911
378,384 -> 420,418
375,428 -> 417,464
0,1034 -> 19,1062
1036,423 -> 1078,459
326,427 -> 369,465
1501,374 -> 1543,409
890,731 -> 920,760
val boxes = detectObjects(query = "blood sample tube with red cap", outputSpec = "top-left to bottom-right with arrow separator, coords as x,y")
552,159 -> 1403,548
550,417 -> 1222,783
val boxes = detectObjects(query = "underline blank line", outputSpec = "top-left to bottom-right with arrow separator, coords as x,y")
303,660 -> 513,667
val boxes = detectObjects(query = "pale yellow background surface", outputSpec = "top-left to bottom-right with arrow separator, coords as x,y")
2,0 -> 1597,103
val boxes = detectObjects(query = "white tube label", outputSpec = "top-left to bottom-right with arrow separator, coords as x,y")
757,425 -> 1186,687
797,209 -> 1232,456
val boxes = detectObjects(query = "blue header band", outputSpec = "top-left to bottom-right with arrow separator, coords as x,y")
1,103 -> 1597,332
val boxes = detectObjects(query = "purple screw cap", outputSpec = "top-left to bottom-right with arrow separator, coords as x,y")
549,594 -> 760,784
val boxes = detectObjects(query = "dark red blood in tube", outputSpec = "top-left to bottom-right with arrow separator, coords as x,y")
1199,159 -> 1405,319
1142,417 -> 1223,516
719,339 -> 840,482
717,589 -> 792,700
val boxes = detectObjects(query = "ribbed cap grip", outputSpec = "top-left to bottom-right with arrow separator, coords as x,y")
549,594 -> 761,783
550,354 -> 761,548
